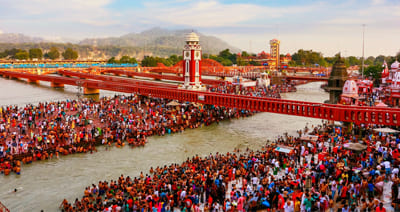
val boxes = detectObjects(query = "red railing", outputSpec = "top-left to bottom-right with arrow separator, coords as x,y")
1,70 -> 400,126
0,201 -> 10,212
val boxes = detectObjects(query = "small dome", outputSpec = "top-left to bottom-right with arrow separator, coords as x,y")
343,80 -> 358,94
391,61 -> 399,69
286,53 -> 291,57
185,32 -> 199,42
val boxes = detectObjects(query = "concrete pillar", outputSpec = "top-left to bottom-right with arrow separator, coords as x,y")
51,82 -> 64,88
83,87 -> 100,95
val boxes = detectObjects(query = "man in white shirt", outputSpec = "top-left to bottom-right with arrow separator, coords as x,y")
284,199 -> 294,212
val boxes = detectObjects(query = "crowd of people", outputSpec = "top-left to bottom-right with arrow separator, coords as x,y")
60,121 -> 400,212
206,82 -> 298,99
0,94 -> 253,176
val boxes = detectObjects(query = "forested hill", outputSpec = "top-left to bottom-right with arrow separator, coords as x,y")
0,28 -> 240,59
79,27 -> 240,55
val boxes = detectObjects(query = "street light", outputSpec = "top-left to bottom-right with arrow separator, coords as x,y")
361,24 -> 366,79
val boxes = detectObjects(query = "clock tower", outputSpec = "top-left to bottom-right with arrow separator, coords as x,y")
181,32 -> 204,90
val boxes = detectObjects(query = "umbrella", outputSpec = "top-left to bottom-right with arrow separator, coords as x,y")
373,127 -> 399,133
166,100 -> 180,106
343,143 -> 367,151
376,102 -> 388,107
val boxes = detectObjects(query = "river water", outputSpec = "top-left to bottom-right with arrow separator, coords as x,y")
0,78 -> 328,211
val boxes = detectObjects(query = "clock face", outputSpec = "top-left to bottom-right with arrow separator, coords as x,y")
196,52 -> 200,57
184,51 -> 191,60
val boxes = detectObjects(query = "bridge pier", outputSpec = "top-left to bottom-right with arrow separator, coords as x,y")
9,76 -> 19,80
51,82 -> 64,88
83,87 -> 100,95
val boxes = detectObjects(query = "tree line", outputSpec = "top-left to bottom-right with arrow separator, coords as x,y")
289,49 -> 400,68
0,47 -> 79,60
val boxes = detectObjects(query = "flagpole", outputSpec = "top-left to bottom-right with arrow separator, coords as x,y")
361,24 -> 365,79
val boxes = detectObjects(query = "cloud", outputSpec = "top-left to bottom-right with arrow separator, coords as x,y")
135,0 -> 319,27
0,29 -> 3,34
0,0 -> 116,26
0,0 -> 399,56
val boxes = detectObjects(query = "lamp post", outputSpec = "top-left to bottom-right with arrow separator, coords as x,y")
361,24 -> 365,79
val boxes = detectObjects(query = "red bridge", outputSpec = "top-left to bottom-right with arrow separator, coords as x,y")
1,70 -> 399,126
286,75 -> 329,82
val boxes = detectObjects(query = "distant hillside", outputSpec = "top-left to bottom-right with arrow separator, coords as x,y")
79,27 -> 241,55
0,33 -> 44,43
0,28 -> 241,59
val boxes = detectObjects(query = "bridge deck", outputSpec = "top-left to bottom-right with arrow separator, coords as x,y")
0,70 -> 399,126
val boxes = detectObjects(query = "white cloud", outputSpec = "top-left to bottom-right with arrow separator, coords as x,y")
137,0 -> 318,27
2,0 -> 116,26
371,0 -> 385,5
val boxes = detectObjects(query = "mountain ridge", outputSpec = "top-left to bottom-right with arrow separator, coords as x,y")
0,28 -> 241,59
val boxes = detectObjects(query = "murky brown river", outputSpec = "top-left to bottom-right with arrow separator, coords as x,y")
0,78 -> 328,211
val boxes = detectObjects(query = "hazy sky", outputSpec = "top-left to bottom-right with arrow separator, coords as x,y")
0,0 -> 399,57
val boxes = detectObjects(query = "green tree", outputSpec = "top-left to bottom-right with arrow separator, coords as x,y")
218,49 -> 236,65
46,47 -> 60,60
107,57 -> 117,64
141,56 -> 158,67
168,54 -> 179,65
62,48 -> 78,60
374,55 -> 386,65
347,56 -> 360,66
119,56 -> 131,64
29,48 -> 43,59
364,56 -> 375,66
362,63 -> 382,86
0,51 -> 7,58
14,50 -> 29,60
241,51 -> 250,57
6,48 -> 22,59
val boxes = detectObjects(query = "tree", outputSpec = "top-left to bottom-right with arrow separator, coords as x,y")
362,63 -> 382,86
107,57 -> 117,64
218,49 -> 236,65
291,49 -> 326,67
364,56 -> 375,66
14,50 -> 29,60
347,56 -> 360,66
119,56 -> 137,64
374,55 -> 386,65
62,48 -> 78,60
241,51 -> 250,57
141,56 -> 158,67
46,47 -> 60,60
6,48 -> 22,59
29,48 -> 43,59
168,54 -> 179,65
0,51 -> 7,58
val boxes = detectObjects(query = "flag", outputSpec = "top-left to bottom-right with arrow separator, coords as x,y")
382,60 -> 389,76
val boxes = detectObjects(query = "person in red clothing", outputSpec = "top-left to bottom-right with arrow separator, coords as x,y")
127,198 -> 133,209
376,202 -> 386,212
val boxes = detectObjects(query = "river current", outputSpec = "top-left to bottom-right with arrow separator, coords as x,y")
0,77 -> 328,211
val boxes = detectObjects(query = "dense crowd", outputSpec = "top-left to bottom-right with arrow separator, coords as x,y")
60,121 -> 400,212
206,82 -> 299,99
0,95 -> 253,176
